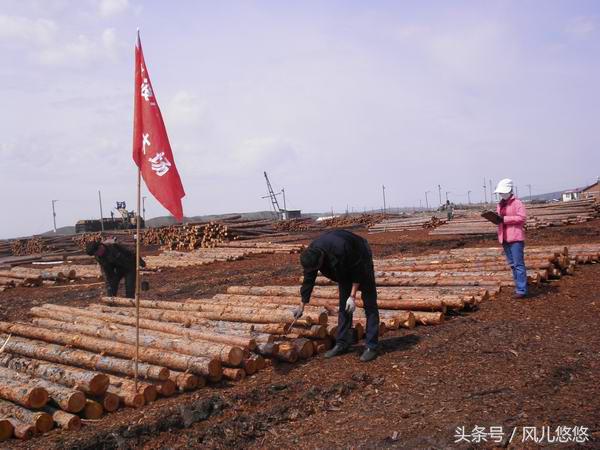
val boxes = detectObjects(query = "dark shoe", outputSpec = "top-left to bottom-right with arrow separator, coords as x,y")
359,348 -> 378,362
513,293 -> 527,299
324,344 -> 348,359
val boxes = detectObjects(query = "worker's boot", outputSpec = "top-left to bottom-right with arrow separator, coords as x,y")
324,344 -> 348,359
359,348 -> 378,362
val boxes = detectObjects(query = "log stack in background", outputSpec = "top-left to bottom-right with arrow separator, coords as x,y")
430,199 -> 600,236
368,215 -> 446,233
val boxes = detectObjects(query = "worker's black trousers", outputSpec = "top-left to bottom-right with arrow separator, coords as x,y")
336,263 -> 380,350
106,270 -> 136,299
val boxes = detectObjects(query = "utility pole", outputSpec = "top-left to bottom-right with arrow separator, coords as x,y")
526,184 -> 532,201
425,191 -> 430,210
51,199 -> 58,233
382,185 -> 387,215
489,179 -> 493,203
142,196 -> 147,222
98,191 -> 105,232
467,190 -> 472,204
438,185 -> 442,206
515,185 -> 519,197
483,178 -> 487,204
445,191 -> 451,203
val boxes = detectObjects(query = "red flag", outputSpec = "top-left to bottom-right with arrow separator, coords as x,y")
133,31 -> 185,220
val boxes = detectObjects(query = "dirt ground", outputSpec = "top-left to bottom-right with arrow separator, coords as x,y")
1,220 -> 600,449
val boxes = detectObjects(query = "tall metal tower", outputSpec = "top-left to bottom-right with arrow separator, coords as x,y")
263,171 -> 282,219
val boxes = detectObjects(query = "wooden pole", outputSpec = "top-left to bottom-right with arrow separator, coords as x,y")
135,166 -> 141,391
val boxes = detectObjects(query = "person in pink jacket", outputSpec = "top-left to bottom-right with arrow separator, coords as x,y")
495,178 -> 527,298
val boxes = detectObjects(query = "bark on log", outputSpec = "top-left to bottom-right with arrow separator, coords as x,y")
169,371 -> 202,391
32,312 -> 243,367
0,353 -> 108,396
0,333 -> 169,381
0,370 -> 48,409
101,297 -> 326,325
6,418 -> 33,440
0,322 -> 220,379
0,399 -> 53,433
106,386 -> 145,408
37,303 -> 255,350
222,367 -> 245,381
43,406 -> 81,431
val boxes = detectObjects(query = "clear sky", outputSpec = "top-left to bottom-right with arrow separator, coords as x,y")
1,0 -> 599,238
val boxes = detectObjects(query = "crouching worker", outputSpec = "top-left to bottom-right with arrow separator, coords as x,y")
294,230 -> 379,362
85,241 -> 145,299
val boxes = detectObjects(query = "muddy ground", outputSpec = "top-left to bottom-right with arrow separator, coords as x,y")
1,221 -> 600,449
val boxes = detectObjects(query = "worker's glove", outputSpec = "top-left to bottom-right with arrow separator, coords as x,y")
345,296 -> 356,314
292,304 -> 304,320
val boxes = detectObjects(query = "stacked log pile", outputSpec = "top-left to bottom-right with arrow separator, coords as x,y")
322,213 -> 388,229
144,242 -> 304,269
369,216 -> 446,233
430,199 -> 600,236
0,243 -> 599,440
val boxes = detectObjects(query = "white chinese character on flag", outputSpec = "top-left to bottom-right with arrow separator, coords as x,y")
148,152 -> 171,176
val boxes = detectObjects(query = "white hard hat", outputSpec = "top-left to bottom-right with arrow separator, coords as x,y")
494,178 -> 513,194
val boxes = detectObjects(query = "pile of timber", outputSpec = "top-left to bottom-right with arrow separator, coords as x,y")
369,215 -> 446,233
0,289 -> 332,441
144,242 -> 304,269
321,213 -> 389,229
139,218 -> 291,251
526,199 -> 600,228
430,199 -> 600,236
273,218 -> 318,232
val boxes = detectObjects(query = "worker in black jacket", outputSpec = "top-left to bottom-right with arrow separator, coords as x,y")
295,230 -> 379,362
85,241 -> 145,298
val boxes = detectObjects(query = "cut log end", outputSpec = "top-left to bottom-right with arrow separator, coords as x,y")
84,399 -> 104,419
28,387 -> 49,409
157,380 -> 176,397
34,413 -> 54,433
227,347 -> 244,367
65,391 -> 87,413
0,419 -> 13,442
99,393 -> 119,412
222,367 -> 246,381
89,374 -> 110,396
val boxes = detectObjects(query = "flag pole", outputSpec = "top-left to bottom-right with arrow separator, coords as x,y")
134,165 -> 141,391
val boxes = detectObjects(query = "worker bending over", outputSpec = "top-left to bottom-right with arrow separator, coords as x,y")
295,230 -> 380,362
85,241 -> 145,299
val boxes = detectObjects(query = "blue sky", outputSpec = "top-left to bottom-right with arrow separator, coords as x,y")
1,0 -> 599,238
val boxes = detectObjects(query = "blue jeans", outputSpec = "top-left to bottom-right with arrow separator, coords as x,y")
503,241 -> 527,295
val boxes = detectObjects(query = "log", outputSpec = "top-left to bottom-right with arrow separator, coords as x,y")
101,296 -> 326,325
97,393 -> 119,412
31,311 -> 243,367
83,399 -> 104,419
0,369 -> 48,409
0,353 -> 109,396
0,399 -> 53,433
242,358 -> 257,375
255,343 -> 279,358
37,303 -> 256,350
169,371 -> 202,391
44,406 -> 81,430
275,343 -> 299,363
106,386 -> 145,408
0,322 -> 221,379
6,418 -> 33,440
222,367 -> 245,381
0,333 -> 169,381
109,376 -> 157,403
157,380 -> 177,397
